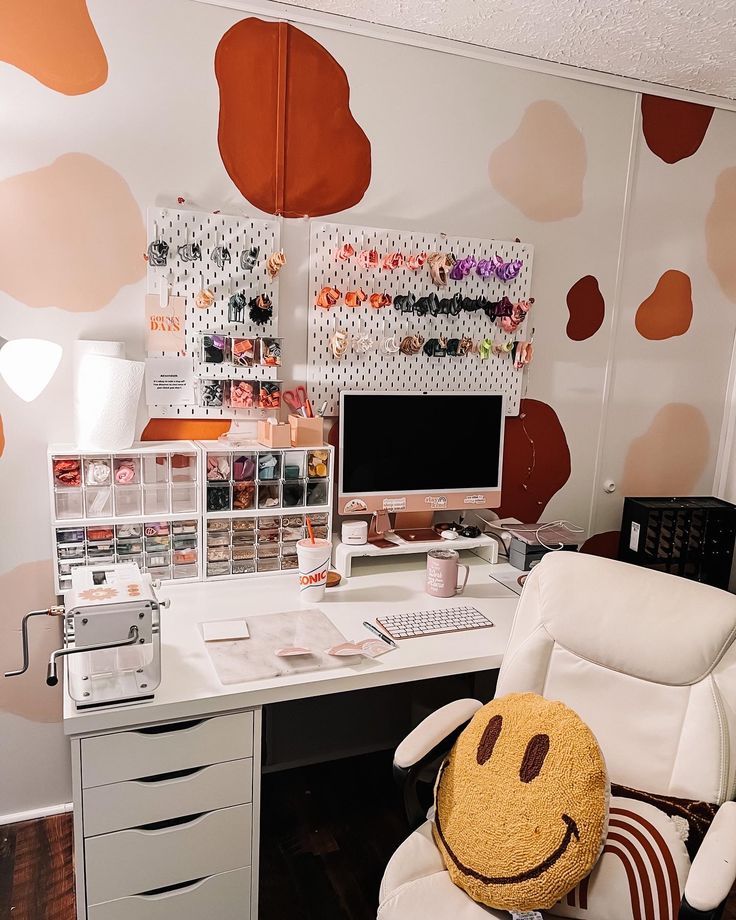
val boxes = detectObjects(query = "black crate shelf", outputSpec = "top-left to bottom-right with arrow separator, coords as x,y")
618,496 -> 736,590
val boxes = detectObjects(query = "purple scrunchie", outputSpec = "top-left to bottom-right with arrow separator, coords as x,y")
476,258 -> 495,279
450,255 -> 477,280
495,256 -> 523,281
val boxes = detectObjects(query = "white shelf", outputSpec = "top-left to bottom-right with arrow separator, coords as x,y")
333,533 -> 497,577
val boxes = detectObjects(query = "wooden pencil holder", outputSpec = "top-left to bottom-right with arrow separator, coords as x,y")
257,420 -> 291,448
289,414 -> 324,447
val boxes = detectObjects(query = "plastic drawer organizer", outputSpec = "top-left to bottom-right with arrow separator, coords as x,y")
49,443 -> 202,593
197,441 -> 333,580
49,441 -> 334,590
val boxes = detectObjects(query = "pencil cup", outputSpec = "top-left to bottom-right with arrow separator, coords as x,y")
296,538 -> 332,603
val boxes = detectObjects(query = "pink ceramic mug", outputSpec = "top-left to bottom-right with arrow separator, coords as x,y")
426,549 -> 470,598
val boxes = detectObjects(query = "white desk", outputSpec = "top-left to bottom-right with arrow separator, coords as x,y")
64,554 -> 519,920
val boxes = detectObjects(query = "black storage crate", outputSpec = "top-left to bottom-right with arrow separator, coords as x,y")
618,496 -> 736,589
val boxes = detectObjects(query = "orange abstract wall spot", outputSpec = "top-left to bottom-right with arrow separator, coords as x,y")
489,101 -> 586,222
641,95 -> 714,164
216,18 -> 371,218
496,399 -> 571,522
0,153 -> 145,312
621,403 -> 709,496
0,560 -> 59,722
635,270 -> 693,340
141,418 -> 232,442
706,168 -> 736,304
566,275 -> 605,341
0,0 -> 107,95
579,531 -> 620,559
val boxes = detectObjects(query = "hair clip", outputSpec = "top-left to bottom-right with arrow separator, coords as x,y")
381,319 -> 401,354
249,294 -> 273,325
147,240 -> 168,267
212,237 -> 231,269
195,274 -> 215,309
369,292 -> 392,309
240,246 -> 260,271
427,252 -> 454,288
336,243 -> 355,262
400,334 -> 424,356
352,319 -> 375,353
423,337 -> 447,358
266,250 -> 286,279
228,291 -> 247,322
494,254 -> 523,282
382,251 -> 404,272
428,293 -> 443,317
315,286 -> 341,309
329,326 -> 350,359
513,341 -> 534,369
446,338 -> 461,357
493,340 -> 514,356
344,288 -> 368,307
407,252 -> 427,271
450,255 -> 477,281
357,248 -> 380,269
478,338 -> 493,360
459,335 -> 475,356
177,239 -> 201,262
393,293 -> 416,314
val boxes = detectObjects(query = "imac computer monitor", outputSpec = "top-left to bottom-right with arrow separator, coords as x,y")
338,391 -> 505,515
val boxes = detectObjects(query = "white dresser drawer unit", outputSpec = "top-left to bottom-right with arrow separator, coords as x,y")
83,758 -> 253,837
81,711 -> 254,787
88,866 -> 251,920
85,803 -> 253,905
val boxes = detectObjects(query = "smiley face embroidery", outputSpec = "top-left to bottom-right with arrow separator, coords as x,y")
432,693 -> 608,911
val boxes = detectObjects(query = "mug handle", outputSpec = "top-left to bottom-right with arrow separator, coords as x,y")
456,564 -> 470,595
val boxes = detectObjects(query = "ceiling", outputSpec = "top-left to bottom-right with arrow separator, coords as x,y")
272,0 -> 736,100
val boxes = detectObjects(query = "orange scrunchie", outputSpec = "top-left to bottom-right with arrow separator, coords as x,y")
315,286 -> 341,309
345,288 -> 368,307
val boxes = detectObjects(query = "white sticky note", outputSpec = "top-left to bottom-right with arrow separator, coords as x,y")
203,619 -> 250,642
145,356 -> 195,406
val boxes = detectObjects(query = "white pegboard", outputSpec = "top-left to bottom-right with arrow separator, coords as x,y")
307,222 -> 534,416
146,207 -> 282,418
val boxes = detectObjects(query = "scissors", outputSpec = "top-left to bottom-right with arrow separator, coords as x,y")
283,386 -> 312,417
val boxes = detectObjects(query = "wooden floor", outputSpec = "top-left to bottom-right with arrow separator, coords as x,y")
2,751 -> 736,919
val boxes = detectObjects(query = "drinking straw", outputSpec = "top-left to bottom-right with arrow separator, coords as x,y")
306,515 -> 315,545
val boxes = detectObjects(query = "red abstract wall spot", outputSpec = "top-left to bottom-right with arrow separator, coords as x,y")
141,418 -> 231,442
641,95 -> 714,164
566,275 -> 605,341
635,270 -> 693,340
579,531 -> 620,559
216,18 -> 371,218
496,399 -> 571,522
0,0 -> 107,95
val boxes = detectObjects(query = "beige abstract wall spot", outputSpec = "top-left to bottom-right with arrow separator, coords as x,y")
0,0 -> 107,95
621,404 -> 709,496
0,560 -> 61,723
706,168 -> 736,304
635,270 -> 693,340
0,154 -> 145,312
489,101 -> 586,222
0,415 -> 4,458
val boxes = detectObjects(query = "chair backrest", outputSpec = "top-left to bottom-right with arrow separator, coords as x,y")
496,552 -> 736,804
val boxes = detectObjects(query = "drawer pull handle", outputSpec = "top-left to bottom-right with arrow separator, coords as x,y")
136,766 -> 205,785
138,812 -> 205,832
138,876 -> 208,899
135,718 -> 205,736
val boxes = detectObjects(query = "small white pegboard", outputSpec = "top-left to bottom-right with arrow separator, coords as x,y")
146,206 -> 282,418
307,222 -> 534,416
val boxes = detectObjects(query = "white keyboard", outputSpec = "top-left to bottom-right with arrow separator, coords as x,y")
377,606 -> 494,640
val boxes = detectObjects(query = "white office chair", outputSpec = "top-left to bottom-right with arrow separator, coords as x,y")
378,552 -> 736,920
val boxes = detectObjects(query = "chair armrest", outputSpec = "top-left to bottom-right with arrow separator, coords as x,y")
683,801 -> 736,914
394,699 -> 483,769
393,699 -> 482,830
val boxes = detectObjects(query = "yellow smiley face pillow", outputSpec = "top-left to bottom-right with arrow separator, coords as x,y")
433,693 -> 608,911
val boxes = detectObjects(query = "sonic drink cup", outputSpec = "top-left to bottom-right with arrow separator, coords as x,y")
296,537 -> 332,603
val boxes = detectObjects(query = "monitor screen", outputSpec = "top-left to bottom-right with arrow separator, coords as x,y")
339,392 -> 504,513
